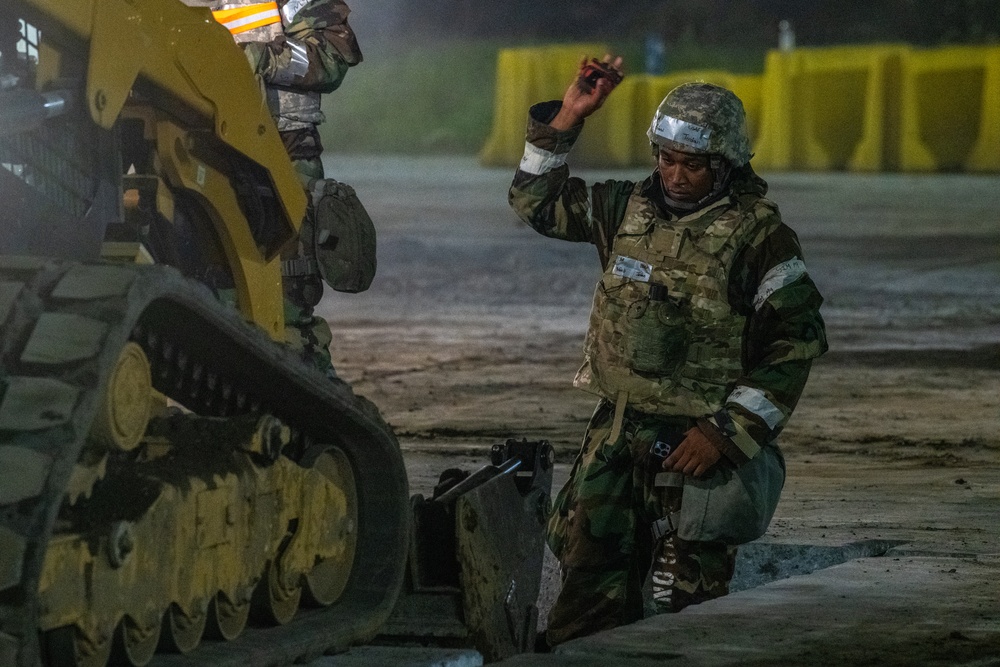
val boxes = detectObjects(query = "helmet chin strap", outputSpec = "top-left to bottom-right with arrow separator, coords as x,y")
707,155 -> 734,199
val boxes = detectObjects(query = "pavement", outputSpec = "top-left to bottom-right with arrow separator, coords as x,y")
319,547 -> 1000,667
501,553 -> 1000,667
317,647 -> 483,667
311,155 -> 1000,667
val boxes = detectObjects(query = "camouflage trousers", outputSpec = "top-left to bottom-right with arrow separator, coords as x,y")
280,149 -> 338,380
283,298 -> 337,381
545,400 -> 737,646
282,127 -> 325,169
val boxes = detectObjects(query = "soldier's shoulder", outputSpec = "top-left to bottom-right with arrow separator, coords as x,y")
736,196 -> 795,254
751,195 -> 781,220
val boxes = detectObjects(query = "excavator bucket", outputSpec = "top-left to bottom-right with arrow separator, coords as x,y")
384,440 -> 553,662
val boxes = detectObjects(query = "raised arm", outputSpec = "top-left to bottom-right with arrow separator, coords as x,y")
550,55 -> 624,129
508,56 -> 632,253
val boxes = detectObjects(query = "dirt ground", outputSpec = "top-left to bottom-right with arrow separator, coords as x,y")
318,155 -> 1000,639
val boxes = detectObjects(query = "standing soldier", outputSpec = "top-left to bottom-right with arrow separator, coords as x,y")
508,57 -> 827,646
192,0 -> 367,378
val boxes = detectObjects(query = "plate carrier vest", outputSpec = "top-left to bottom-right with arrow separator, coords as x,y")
574,184 -> 779,417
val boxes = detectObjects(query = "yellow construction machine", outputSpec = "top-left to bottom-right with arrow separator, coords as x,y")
0,2 -> 550,666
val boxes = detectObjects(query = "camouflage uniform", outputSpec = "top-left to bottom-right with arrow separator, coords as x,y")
240,0 -> 362,174
211,0 -> 362,377
508,84 -> 827,646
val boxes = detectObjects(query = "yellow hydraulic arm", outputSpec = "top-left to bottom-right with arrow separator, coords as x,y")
18,0 -> 308,340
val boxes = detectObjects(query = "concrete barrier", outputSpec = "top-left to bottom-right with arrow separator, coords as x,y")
479,44 -> 606,166
754,45 -> 907,172
481,43 -> 1000,172
898,45 -> 1000,172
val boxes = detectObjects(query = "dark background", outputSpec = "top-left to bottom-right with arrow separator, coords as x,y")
368,0 -> 1000,47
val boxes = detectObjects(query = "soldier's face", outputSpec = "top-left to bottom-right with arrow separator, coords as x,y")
657,149 -> 714,203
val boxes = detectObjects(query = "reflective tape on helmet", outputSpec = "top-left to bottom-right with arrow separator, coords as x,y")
649,114 -> 712,152
753,258 -> 807,311
212,2 -> 281,35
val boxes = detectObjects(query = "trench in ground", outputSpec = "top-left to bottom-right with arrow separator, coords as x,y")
729,538 -> 908,593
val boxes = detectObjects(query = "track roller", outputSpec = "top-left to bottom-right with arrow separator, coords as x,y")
206,591 -> 251,642
303,446 -> 358,607
89,342 -> 153,452
111,614 -> 161,666
251,559 -> 302,626
158,603 -> 206,654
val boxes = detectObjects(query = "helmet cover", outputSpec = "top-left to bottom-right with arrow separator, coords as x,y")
647,82 -> 752,166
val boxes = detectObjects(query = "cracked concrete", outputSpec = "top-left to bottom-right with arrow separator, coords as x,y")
501,556 -> 1000,666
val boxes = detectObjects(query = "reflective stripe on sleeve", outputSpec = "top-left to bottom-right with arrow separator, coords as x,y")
271,38 -> 310,84
519,142 -> 568,176
281,0 -> 309,24
728,385 -> 785,430
287,39 -> 310,76
753,258 -> 807,311
212,3 -> 281,35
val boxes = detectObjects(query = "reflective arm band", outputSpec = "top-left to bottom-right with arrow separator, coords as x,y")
519,141 -> 568,176
753,258 -> 807,311
270,38 -> 310,85
728,385 -> 786,430
212,2 -> 281,35
281,0 -> 309,24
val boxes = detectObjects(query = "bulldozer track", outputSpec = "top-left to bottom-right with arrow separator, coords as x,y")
0,258 -> 410,667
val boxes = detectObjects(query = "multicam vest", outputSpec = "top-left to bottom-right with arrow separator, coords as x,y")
209,0 -> 324,132
573,185 -> 777,417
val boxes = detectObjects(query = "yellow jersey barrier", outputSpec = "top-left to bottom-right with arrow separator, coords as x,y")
753,45 -> 907,172
481,43 -> 1000,172
479,44 -> 607,166
898,46 -> 1000,172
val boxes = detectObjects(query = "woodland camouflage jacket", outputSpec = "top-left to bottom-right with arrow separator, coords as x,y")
242,0 -> 362,131
244,0 -> 361,92
509,101 -> 828,466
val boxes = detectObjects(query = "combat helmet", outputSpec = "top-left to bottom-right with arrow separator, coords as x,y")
647,82 -> 752,166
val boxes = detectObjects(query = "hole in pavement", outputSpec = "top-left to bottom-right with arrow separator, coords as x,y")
730,538 -> 907,593
540,539 -> 909,632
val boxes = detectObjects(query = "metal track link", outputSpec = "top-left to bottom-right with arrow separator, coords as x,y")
0,260 -> 410,667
